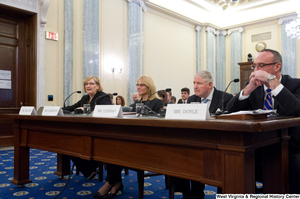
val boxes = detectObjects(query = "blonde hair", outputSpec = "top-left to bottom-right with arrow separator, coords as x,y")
83,76 -> 103,93
137,76 -> 158,101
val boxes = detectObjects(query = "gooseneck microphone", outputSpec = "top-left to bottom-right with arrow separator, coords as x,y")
216,78 -> 239,115
63,91 -> 81,108
137,88 -> 171,117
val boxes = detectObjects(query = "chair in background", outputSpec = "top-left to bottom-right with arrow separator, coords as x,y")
122,106 -> 133,112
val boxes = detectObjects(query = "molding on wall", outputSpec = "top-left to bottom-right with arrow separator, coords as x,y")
195,25 -> 202,32
216,30 -> 227,36
206,26 -> 216,34
278,14 -> 297,24
228,27 -> 244,35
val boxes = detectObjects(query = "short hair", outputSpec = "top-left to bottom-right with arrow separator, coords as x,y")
181,87 -> 190,94
195,70 -> 213,85
158,90 -> 168,106
137,76 -> 158,101
260,49 -> 282,71
166,90 -> 172,96
108,93 -> 113,99
116,95 -> 125,106
83,76 -> 103,93
171,96 -> 176,101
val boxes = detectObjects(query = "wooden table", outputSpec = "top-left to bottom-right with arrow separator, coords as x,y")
8,114 -> 299,193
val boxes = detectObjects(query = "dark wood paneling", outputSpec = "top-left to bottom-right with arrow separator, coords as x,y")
238,61 -> 253,90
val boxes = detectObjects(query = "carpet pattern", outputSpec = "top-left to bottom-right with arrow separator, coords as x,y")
0,148 -> 219,199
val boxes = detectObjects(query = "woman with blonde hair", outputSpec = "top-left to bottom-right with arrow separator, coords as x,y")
63,75 -> 111,113
93,75 -> 163,199
131,75 -> 163,113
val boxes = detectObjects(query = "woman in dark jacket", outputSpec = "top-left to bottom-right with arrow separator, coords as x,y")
93,75 -> 163,199
63,75 -> 111,113
63,75 -> 111,179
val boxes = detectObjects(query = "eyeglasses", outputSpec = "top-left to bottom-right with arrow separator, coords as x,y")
136,84 -> 146,87
251,62 -> 278,70
84,82 -> 96,86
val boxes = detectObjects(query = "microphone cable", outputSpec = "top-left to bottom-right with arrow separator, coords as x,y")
53,160 -> 75,199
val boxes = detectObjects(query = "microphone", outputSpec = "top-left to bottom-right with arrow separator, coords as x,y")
63,91 -> 81,108
137,88 -> 171,117
147,88 -> 171,102
216,78 -> 239,115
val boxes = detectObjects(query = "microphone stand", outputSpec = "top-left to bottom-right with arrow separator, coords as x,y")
215,78 -> 239,115
63,91 -> 81,108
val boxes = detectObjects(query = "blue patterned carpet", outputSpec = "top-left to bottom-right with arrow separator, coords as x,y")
0,148 -> 218,199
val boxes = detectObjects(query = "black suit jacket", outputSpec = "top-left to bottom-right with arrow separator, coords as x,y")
226,75 -> 300,147
63,91 -> 112,112
131,98 -> 163,113
187,88 -> 233,114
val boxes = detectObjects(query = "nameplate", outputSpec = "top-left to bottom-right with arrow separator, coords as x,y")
165,104 -> 210,120
93,105 -> 123,117
19,106 -> 37,115
42,106 -> 64,116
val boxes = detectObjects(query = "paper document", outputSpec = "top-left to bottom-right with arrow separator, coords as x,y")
227,109 -> 277,116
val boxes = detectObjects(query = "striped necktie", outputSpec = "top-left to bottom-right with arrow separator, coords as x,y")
264,88 -> 272,110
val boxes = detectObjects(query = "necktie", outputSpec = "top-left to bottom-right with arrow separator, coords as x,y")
183,101 -> 186,104
202,99 -> 209,103
264,88 -> 272,110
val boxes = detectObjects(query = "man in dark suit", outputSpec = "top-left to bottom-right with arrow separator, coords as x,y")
187,70 -> 233,114
178,87 -> 190,104
226,49 -> 300,193
173,70 -> 233,199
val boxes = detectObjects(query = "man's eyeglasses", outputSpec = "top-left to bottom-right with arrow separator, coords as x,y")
251,62 -> 278,70
84,82 -> 96,86
136,84 -> 146,87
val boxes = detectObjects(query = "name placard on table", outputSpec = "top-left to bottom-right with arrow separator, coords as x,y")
19,106 -> 37,115
93,105 -> 123,117
42,106 -> 64,116
165,104 -> 210,120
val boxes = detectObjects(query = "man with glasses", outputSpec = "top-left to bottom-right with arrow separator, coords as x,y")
226,49 -> 300,193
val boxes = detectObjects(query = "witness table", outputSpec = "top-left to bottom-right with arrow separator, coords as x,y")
8,114 -> 299,193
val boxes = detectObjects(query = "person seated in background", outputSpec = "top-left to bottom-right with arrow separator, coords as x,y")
171,96 -> 176,104
173,70 -> 233,199
62,76 -> 112,179
178,87 -> 190,104
129,93 -> 139,107
166,90 -> 173,104
116,95 -> 125,106
108,93 -> 114,105
226,49 -> 300,194
187,70 -> 233,114
158,90 -> 168,106
93,75 -> 163,199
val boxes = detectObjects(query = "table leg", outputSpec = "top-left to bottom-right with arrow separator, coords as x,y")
55,153 -> 71,178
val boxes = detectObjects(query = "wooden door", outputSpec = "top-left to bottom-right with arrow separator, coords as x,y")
238,62 -> 253,90
0,7 -> 36,147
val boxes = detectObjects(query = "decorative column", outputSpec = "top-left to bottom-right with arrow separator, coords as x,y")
82,0 -> 100,82
278,15 -> 297,77
215,30 -> 227,91
127,0 -> 146,105
228,27 -> 243,94
63,0 -> 74,106
206,27 -> 216,77
196,25 -> 202,73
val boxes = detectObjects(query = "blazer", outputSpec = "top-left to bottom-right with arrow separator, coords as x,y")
131,98 -> 163,113
187,88 -> 233,114
226,75 -> 300,147
63,91 -> 112,113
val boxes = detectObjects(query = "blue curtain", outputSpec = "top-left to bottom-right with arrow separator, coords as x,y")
216,34 -> 226,91
281,21 -> 296,77
196,26 -> 201,73
230,31 -> 242,94
63,0 -> 73,106
127,1 -> 144,105
82,0 -> 100,91
206,31 -> 215,77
